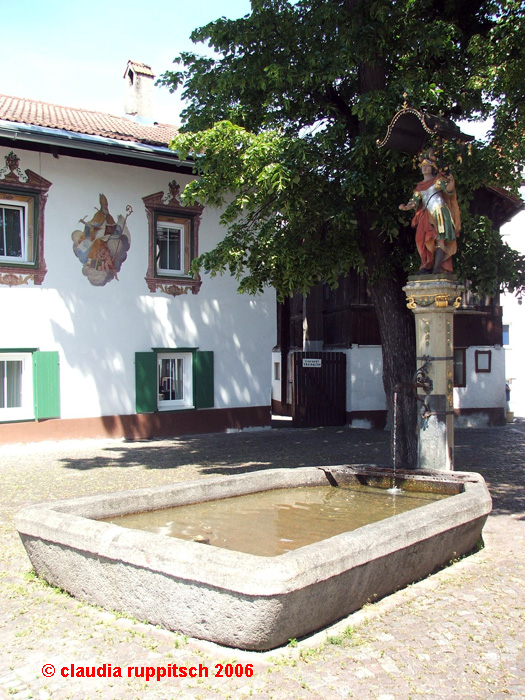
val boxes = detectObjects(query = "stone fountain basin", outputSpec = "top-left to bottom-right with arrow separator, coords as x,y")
15,466 -> 491,651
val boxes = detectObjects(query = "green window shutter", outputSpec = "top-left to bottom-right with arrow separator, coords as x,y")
194,351 -> 214,409
135,352 -> 157,413
33,351 -> 60,419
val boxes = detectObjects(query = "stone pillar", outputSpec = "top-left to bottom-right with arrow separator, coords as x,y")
403,275 -> 463,471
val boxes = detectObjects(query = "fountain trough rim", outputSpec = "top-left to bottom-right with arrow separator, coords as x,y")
15,465 -> 492,650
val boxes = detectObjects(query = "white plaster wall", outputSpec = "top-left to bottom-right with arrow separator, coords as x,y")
347,346 -> 386,413
269,338 -> 504,423
501,195 -> 525,417
0,146 -> 275,420
271,351 -> 281,403
504,342 -> 525,417
454,346 -> 505,414
348,344 -> 504,418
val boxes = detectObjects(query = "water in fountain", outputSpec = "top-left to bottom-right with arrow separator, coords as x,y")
103,484 -> 444,556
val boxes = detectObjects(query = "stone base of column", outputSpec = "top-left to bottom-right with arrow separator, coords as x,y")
418,394 -> 454,471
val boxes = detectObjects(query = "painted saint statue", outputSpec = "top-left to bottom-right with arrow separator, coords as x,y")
399,148 -> 460,274
72,194 -> 132,286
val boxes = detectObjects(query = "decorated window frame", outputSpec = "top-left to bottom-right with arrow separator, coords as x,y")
475,349 -> 492,373
0,152 -> 52,286
143,181 -> 203,297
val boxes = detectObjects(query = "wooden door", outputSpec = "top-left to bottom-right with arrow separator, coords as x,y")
291,352 -> 346,428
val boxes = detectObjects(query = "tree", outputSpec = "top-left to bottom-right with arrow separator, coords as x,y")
159,0 -> 525,468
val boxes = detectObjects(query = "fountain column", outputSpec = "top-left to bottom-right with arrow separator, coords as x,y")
403,274 -> 463,471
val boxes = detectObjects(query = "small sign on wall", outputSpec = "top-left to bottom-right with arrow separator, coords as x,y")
302,358 -> 322,368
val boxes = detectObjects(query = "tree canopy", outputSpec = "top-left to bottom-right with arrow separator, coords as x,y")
159,0 -> 525,467
160,0 -> 525,299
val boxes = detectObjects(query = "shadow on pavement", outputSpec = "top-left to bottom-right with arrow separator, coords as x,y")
56,426 -> 525,519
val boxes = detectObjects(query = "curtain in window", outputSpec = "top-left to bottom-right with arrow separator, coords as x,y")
0,360 -> 22,408
0,206 -> 23,258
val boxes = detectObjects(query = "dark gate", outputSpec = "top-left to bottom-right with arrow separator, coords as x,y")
292,352 -> 347,428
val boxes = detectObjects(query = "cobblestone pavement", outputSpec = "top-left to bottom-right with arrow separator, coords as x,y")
0,425 -> 523,700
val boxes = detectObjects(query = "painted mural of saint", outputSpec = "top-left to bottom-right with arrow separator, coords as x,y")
71,194 -> 132,286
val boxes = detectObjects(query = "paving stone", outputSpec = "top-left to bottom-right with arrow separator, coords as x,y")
0,425 -> 524,699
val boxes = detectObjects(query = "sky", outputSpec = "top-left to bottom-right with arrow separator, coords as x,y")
1,0 -> 252,125
2,0 -> 522,244
1,0 -> 496,136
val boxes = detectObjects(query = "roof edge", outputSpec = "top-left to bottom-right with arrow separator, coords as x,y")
0,120 -> 193,169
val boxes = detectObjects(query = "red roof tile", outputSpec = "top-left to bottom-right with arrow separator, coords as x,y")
0,94 -> 178,148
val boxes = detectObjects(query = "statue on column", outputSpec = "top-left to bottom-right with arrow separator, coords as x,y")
399,148 -> 461,274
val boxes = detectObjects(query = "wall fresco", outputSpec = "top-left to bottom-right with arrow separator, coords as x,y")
72,194 -> 132,286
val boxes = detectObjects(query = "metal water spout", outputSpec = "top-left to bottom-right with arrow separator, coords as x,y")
391,356 -> 435,482
394,355 -> 434,419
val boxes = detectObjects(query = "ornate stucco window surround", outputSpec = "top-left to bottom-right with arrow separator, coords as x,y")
0,152 -> 52,287
143,180 -> 203,297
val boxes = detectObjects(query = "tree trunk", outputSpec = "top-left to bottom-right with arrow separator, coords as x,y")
368,274 -> 418,470
358,215 -> 419,470
342,0 -> 418,467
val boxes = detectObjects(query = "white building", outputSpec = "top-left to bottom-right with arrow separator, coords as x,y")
501,191 -> 525,418
0,65 -> 275,444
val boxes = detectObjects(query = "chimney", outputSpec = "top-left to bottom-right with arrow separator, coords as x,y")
124,60 -> 154,122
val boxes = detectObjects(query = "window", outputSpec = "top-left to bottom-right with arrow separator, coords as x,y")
0,199 -> 29,262
0,152 -> 52,286
453,348 -> 466,387
156,218 -> 189,276
135,349 -> 213,413
0,350 -> 60,422
502,324 -> 510,346
158,352 -> 193,410
0,353 -> 32,421
143,182 -> 203,297
475,350 -> 492,373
